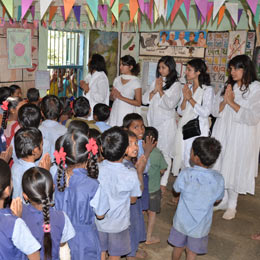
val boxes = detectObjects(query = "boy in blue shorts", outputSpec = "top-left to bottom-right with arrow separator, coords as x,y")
168,137 -> 224,260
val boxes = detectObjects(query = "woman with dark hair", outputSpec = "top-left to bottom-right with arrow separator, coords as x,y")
212,55 -> 260,220
173,58 -> 214,176
80,54 -> 109,120
143,56 -> 181,189
109,55 -> 142,126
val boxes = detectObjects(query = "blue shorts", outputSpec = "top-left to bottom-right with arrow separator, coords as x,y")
168,227 -> 208,254
98,228 -> 131,256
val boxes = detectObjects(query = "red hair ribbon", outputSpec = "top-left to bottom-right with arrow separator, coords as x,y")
42,223 -> 51,233
53,147 -> 66,167
86,138 -> 98,156
70,101 -> 73,109
1,101 -> 9,111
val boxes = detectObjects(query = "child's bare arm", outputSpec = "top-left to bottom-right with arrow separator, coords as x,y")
38,153 -> 51,171
130,196 -> 137,204
160,168 -> 167,175
10,197 -> 23,218
27,251 -> 40,260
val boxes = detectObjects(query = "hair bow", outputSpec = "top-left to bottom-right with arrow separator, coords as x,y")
86,138 -> 98,156
1,101 -> 9,111
53,147 -> 66,167
42,223 -> 51,233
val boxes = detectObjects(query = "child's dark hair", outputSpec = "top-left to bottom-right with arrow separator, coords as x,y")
55,132 -> 99,191
73,97 -> 90,117
41,95 -> 61,120
22,167 -> 53,260
0,87 -> 11,105
68,120 -> 89,136
0,158 -> 11,199
93,103 -> 110,122
89,54 -> 107,75
1,97 -> 23,129
9,84 -> 21,96
14,127 -> 42,159
187,58 -> 211,87
192,137 -> 221,167
120,55 -> 140,76
122,113 -> 144,129
125,130 -> 137,139
156,56 -> 178,90
143,126 -> 158,142
88,128 -> 101,140
100,126 -> 128,161
18,103 -> 41,128
222,55 -> 257,96
27,88 -> 40,103
59,97 -> 72,117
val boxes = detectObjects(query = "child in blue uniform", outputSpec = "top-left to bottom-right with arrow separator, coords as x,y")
0,158 -> 41,259
97,127 -> 142,260
22,167 -> 75,260
168,137 -> 224,260
54,131 -> 109,260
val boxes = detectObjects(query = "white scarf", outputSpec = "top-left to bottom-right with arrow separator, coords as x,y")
121,74 -> 138,80
172,85 -> 205,175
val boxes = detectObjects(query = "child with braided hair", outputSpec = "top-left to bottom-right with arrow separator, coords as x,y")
21,167 -> 75,260
54,131 -> 109,260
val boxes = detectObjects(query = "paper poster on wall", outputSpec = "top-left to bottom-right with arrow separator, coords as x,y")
245,31 -> 255,58
7,28 -> 32,69
121,32 -> 138,61
35,70 -> 50,90
227,31 -> 247,60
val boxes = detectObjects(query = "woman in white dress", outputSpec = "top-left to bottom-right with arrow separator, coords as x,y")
80,54 -> 109,120
173,59 -> 214,175
212,55 -> 260,220
143,56 -> 182,189
109,55 -> 142,126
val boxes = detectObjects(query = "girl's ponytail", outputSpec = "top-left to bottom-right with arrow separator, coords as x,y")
1,101 -> 9,129
54,146 -> 67,192
86,138 -> 99,179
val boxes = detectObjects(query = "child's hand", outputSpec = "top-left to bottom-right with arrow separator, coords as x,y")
0,145 -> 13,163
11,197 -> 23,217
136,155 -> 147,175
39,153 -> 51,171
142,135 -> 156,158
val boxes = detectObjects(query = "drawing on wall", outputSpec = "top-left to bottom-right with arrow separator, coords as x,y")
89,30 -> 118,86
140,31 -> 205,58
121,32 -> 138,61
7,28 -> 32,69
206,31 -> 229,87
227,31 -> 247,60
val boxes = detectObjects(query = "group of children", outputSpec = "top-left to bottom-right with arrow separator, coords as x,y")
0,82 -> 225,260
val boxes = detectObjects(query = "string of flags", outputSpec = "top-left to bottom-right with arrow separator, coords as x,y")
0,0 -> 259,28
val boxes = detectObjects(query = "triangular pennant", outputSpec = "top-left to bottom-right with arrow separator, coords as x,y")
196,5 -> 201,23
3,6 -> 6,17
30,5 -> 35,20
111,0 -> 119,21
213,0 -> 226,20
134,10 -> 138,24
21,0 -> 34,19
217,5 -> 225,25
238,9 -> 243,24
41,20 -> 47,28
17,6 -> 22,21
111,13 -> 116,24
247,0 -> 258,15
119,3 -> 124,13
98,5 -> 108,24
171,0 -> 184,23
129,0 -> 139,22
166,0 -> 175,21
73,6 -> 81,24
63,0 -> 75,21
207,2 -> 214,25
180,3 -> 187,20
84,5 -> 95,25
60,6 -> 65,21
144,2 -> 150,17
2,0 -> 14,18
194,0 -> 208,21
254,5 -> 260,25
138,0 -> 145,14
49,6 -> 58,24
226,3 -> 238,25
40,0 -> 52,20
149,0 -> 154,24
110,0 -> 115,7
138,9 -> 141,29
154,0 -> 166,19
86,0 -> 98,21
183,0 -> 191,21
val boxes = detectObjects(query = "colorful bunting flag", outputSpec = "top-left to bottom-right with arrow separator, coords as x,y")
196,5 -> 201,24
63,0 -> 75,21
180,3 -> 187,20
2,0 -> 14,18
213,0 -> 226,20
194,0 -> 208,21
84,4 -> 95,25
119,3 -> 124,13
30,5 -> 35,20
149,0 -> 154,24
111,0 -> 119,21
40,0 -> 53,20
21,0 -> 34,19
207,2 -> 214,25
247,0 -> 258,15
217,5 -> 226,25
98,5 -> 108,24
86,0 -> 98,21
166,0 -> 175,21
110,0 -> 115,7
238,9 -> 243,23
183,0 -> 191,21
49,6 -> 58,24
73,6 -> 81,24
254,5 -> 260,25
3,6 -> 6,18
129,0 -> 139,22
138,0 -> 145,14
225,3 -> 238,25
171,0 -> 184,23
17,6 -> 22,21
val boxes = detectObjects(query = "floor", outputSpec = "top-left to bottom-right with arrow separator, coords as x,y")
125,171 -> 260,260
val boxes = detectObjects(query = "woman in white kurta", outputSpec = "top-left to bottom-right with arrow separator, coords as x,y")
143,56 -> 182,188
212,55 -> 260,220
109,55 -> 142,126
173,59 -> 214,176
80,54 -> 109,120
